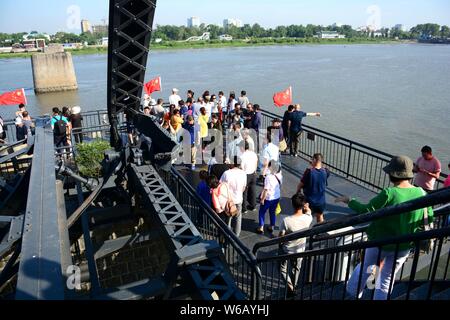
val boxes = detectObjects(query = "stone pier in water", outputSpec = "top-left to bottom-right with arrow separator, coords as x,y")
31,45 -> 78,94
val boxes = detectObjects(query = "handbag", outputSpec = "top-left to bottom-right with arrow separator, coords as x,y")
222,183 -> 238,217
275,202 -> 282,215
274,174 -> 282,216
279,139 -> 287,152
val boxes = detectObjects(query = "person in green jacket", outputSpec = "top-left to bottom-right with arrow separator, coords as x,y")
335,155 -> 433,300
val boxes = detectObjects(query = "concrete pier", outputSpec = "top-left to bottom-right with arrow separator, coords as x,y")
31,46 -> 78,94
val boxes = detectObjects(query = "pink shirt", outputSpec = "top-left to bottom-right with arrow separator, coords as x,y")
444,176 -> 450,188
415,156 -> 441,190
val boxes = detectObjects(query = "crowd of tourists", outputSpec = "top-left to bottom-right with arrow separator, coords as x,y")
140,88 -> 449,300
0,88 -> 448,300
0,104 -> 84,157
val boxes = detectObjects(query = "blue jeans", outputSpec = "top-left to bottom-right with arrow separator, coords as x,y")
258,198 -> 279,227
346,247 -> 410,300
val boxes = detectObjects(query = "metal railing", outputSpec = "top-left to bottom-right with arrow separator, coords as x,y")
252,188 -> 450,300
159,167 -> 263,300
260,109 -> 448,192
257,226 -> 450,300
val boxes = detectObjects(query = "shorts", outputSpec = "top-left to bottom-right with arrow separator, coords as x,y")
309,203 -> 326,215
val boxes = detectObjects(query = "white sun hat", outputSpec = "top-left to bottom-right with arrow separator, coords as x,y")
172,88 -> 179,93
72,106 -> 81,114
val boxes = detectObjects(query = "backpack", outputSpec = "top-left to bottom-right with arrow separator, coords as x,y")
53,116 -> 67,136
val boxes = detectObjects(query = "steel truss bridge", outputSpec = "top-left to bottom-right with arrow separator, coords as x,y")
1,0 -> 450,301
0,0 -> 246,300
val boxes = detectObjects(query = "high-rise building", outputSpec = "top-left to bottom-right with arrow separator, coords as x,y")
81,19 -> 92,33
92,24 -> 108,35
223,18 -> 242,29
187,17 -> 201,28
393,24 -> 405,31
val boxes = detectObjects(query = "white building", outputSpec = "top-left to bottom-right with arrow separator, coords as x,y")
393,24 -> 406,32
187,17 -> 201,28
101,37 -> 108,46
219,34 -> 233,41
372,31 -> 384,37
185,32 -> 210,42
318,31 -> 345,39
223,18 -> 242,29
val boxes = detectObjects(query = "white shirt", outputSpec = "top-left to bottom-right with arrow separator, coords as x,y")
192,102 -> 204,121
238,96 -> 250,109
227,136 -> 243,163
151,104 -> 165,117
220,168 -> 247,205
244,136 -> 255,152
204,102 -> 213,119
169,94 -> 181,106
262,143 -> 280,163
211,101 -> 219,114
228,99 -> 237,113
264,172 -> 282,201
240,150 -> 258,175
219,96 -> 227,112
281,212 -> 313,253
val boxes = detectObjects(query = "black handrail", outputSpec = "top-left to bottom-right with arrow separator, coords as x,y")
253,187 -> 450,254
165,166 -> 263,299
260,109 -> 448,185
257,226 -> 450,263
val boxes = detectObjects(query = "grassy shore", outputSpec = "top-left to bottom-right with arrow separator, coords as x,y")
0,38 -> 414,59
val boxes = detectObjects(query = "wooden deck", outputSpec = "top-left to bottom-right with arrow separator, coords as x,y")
174,153 -> 377,252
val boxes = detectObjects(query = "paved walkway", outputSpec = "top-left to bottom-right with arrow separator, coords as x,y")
174,153 -> 377,252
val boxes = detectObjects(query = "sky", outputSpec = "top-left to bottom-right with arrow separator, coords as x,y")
0,0 -> 449,34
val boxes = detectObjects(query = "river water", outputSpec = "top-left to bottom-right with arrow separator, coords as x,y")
0,44 -> 449,162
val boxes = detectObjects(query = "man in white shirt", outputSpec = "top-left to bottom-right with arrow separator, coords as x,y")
279,193 -> 313,296
218,91 -> 228,115
151,98 -> 166,123
220,162 -> 247,237
226,123 -> 243,164
242,128 -> 255,152
192,97 -> 205,121
203,95 -> 213,119
169,88 -> 182,106
239,140 -> 258,212
260,134 -> 280,177
143,94 -> 151,108
238,90 -> 250,109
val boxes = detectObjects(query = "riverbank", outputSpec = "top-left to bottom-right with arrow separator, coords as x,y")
0,38 -> 416,59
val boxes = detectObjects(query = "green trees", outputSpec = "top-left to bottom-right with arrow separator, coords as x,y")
410,23 -> 441,38
441,26 -> 450,38
2,22 -> 450,49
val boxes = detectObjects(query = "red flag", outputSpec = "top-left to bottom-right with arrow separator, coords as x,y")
273,86 -> 292,107
0,88 -> 27,106
144,76 -> 161,95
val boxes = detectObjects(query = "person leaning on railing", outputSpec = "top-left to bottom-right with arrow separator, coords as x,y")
335,155 -> 434,300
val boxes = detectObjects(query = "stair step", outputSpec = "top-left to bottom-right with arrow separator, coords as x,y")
395,282 -> 441,300
431,287 -> 450,300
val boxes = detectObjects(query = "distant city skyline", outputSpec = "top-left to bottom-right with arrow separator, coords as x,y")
1,0 -> 450,34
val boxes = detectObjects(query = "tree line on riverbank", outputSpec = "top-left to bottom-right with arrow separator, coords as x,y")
1,23 -> 449,48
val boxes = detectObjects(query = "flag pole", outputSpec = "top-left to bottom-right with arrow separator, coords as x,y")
22,88 -> 27,105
